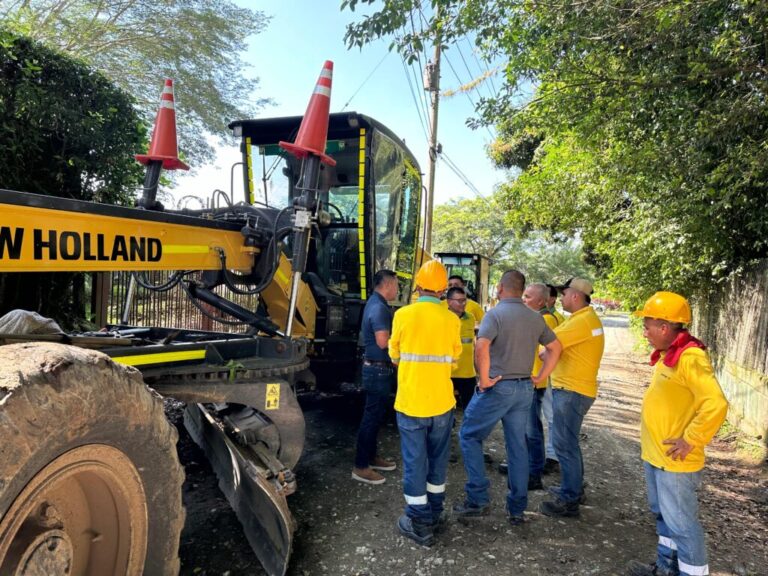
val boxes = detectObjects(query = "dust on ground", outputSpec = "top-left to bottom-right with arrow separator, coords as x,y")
169,314 -> 768,576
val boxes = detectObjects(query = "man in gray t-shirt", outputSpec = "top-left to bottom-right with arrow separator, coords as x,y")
454,270 -> 562,524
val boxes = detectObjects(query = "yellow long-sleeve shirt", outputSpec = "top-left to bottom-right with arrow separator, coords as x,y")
641,347 -> 728,472
390,297 -> 462,417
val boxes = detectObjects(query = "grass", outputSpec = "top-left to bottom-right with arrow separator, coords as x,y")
716,419 -> 768,463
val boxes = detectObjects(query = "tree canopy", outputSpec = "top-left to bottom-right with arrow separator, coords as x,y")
0,0 -> 270,166
344,0 -> 768,305
0,29 -> 144,326
431,193 -> 593,286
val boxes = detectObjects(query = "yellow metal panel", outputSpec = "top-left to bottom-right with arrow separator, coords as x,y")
112,349 -> 206,367
358,128 -> 367,300
0,203 -> 255,272
259,253 -> 317,338
246,136 -> 255,205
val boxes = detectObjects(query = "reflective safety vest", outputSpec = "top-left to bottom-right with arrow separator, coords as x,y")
390,297 -> 462,417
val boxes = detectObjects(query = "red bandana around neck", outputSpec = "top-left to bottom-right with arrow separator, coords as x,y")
650,330 -> 706,368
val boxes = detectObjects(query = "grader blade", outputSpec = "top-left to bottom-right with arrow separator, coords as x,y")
184,403 -> 295,576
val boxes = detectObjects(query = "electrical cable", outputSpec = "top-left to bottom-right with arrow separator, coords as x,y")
342,50 -> 390,111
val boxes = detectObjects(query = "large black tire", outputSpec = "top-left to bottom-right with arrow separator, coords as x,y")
0,343 -> 185,575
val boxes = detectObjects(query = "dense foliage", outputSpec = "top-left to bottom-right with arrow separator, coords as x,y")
432,193 -> 594,286
0,0 -> 270,166
344,0 -> 768,304
0,30 -> 144,327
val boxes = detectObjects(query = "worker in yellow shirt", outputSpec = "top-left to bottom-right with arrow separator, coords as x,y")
389,260 -> 462,547
445,286 -> 477,410
627,292 -> 728,576
446,275 -> 485,328
539,277 -> 605,519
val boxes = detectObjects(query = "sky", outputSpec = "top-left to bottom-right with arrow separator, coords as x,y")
172,0 -> 509,207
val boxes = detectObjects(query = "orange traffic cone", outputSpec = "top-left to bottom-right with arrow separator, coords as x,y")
135,79 -> 190,171
279,61 -> 336,166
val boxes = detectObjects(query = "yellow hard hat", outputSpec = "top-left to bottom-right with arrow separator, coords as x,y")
633,291 -> 691,324
415,260 -> 449,292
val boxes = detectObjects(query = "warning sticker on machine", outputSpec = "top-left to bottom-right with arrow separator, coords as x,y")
265,383 -> 281,410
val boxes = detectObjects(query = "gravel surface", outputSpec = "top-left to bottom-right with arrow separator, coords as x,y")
170,314 -> 768,576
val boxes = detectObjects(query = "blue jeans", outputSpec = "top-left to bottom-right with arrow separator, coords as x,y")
526,387 -> 546,478
644,462 -> 708,576
551,388 -> 594,503
354,364 -> 395,469
460,378 -> 533,515
541,383 -> 558,461
397,409 -> 454,524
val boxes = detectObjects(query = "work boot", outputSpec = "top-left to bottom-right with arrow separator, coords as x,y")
397,515 -> 434,547
542,458 -> 560,474
539,497 -> 580,518
626,560 -> 678,576
528,476 -> 544,491
351,467 -> 385,485
498,461 -> 508,474
431,510 -> 449,535
369,456 -> 396,471
452,500 -> 490,518
547,483 -> 587,504
483,451 -> 494,463
507,513 -> 525,526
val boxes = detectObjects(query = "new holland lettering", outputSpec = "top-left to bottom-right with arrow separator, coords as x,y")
32,229 -> 162,262
0,227 -> 24,259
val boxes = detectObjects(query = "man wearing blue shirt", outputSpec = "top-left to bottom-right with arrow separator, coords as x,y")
352,269 -> 400,484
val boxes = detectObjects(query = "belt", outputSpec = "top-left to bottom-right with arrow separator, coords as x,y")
363,359 -> 391,367
499,376 -> 531,381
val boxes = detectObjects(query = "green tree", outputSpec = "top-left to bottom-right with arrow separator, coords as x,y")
0,30 -> 144,327
344,0 -> 768,305
432,192 -> 593,286
0,0 -> 270,165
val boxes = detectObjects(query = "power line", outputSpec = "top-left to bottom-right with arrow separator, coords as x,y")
443,51 -> 496,140
463,35 -> 498,98
341,50 -> 390,111
400,54 -> 430,144
440,150 -> 492,207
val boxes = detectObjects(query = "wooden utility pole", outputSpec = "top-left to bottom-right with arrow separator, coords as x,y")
423,25 -> 441,254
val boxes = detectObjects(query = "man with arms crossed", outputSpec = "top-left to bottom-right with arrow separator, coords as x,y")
539,277 -> 604,518
352,270 -> 399,484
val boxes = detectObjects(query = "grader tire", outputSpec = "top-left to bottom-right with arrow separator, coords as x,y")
0,343 -> 185,576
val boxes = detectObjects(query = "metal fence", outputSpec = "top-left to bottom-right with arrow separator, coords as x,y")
105,271 -> 259,334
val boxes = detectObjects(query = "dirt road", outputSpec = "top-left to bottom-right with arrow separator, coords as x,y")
173,314 -> 768,576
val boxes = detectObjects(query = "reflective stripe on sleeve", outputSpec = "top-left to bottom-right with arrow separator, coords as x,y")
461,338 -> 473,344
404,493 -> 428,505
677,560 -> 708,575
426,483 -> 445,494
400,352 -> 454,364
658,536 -> 677,550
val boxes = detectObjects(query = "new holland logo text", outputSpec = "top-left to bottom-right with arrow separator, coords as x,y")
0,227 -> 162,262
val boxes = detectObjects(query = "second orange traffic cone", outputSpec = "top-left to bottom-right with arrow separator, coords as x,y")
279,61 -> 336,166
136,79 -> 190,171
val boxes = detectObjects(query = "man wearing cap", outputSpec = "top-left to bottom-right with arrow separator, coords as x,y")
627,292 -> 728,576
389,260 -> 462,547
352,269 -> 399,485
541,283 -> 565,474
540,277 -> 605,518
446,275 -> 485,328
454,270 -> 562,525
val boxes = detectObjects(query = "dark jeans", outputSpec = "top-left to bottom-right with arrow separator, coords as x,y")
526,387 -> 546,478
397,409 -> 454,524
452,377 -> 477,412
354,363 -> 395,469
460,378 -> 533,515
551,388 -> 594,503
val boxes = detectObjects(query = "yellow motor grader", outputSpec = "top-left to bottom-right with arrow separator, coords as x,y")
0,61 -> 430,576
